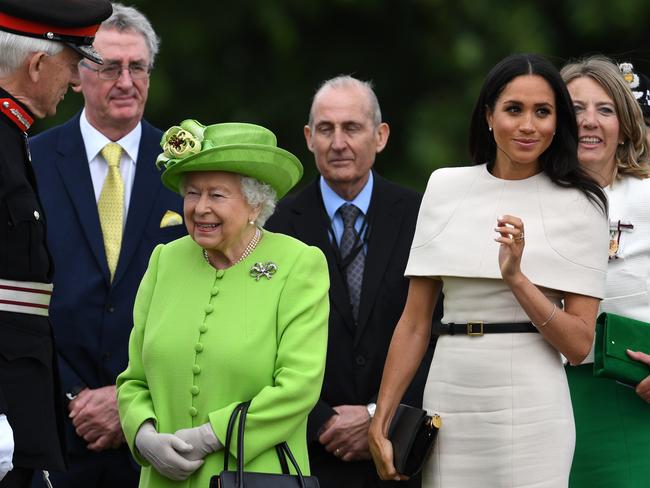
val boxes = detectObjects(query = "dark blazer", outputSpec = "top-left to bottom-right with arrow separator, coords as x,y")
29,114 -> 185,462
266,173 -> 438,488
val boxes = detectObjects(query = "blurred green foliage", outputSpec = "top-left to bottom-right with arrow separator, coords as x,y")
37,0 -> 650,193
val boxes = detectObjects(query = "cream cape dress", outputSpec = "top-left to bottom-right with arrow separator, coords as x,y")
405,164 -> 608,488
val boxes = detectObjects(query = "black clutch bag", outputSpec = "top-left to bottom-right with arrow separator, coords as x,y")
210,401 -> 320,488
387,403 -> 441,477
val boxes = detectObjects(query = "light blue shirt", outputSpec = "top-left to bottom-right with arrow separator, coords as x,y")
319,172 -> 373,247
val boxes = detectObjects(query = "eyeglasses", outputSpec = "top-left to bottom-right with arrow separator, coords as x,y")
79,61 -> 151,80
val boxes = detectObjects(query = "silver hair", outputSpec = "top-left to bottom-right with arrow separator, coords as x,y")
102,3 -> 160,66
308,75 -> 382,128
0,31 -> 63,77
179,173 -> 277,227
240,176 -> 277,227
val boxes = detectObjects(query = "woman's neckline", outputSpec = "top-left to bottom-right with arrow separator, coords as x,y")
482,163 -> 544,183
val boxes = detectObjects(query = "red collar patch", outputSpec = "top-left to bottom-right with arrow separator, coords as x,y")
0,98 -> 33,131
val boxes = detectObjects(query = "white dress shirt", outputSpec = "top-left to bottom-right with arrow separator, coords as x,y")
79,108 -> 141,224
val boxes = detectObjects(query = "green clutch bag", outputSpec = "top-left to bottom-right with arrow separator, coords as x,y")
593,312 -> 650,386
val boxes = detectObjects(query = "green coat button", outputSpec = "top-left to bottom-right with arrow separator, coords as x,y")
192,364 -> 201,374
191,385 -> 200,395
195,343 -> 203,353
204,304 -> 214,314
215,270 -> 225,279
189,407 -> 197,416
199,324 -> 208,333
211,287 -> 219,296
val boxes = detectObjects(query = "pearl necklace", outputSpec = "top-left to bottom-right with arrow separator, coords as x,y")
202,227 -> 262,267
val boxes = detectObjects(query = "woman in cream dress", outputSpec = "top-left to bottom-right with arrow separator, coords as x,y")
369,54 -> 609,488
561,56 -> 650,488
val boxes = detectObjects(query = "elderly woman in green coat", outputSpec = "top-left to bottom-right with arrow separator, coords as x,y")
116,121 -> 330,488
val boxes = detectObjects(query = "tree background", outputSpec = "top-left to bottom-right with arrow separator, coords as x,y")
36,0 -> 650,193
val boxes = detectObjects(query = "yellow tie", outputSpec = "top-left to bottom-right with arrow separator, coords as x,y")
98,142 -> 124,281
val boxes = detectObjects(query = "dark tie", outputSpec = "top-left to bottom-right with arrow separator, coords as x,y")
338,203 -> 365,322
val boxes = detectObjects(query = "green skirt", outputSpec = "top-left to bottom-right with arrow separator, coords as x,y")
566,364 -> 650,488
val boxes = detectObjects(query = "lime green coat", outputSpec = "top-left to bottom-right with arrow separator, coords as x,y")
117,231 -> 329,488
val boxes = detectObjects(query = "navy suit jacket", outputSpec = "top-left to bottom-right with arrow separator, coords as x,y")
29,114 -> 185,454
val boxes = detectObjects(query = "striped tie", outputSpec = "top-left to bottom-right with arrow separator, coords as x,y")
98,142 -> 124,281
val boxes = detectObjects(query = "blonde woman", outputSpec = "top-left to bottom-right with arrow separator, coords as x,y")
562,55 -> 650,488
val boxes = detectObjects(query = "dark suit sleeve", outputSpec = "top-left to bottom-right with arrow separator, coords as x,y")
57,351 -> 87,395
0,389 -> 7,414
307,399 -> 337,443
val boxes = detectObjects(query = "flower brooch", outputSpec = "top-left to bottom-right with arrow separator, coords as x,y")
250,262 -> 277,281
156,120 -> 205,170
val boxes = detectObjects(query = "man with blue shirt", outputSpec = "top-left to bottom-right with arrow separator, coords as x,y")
266,75 -> 438,488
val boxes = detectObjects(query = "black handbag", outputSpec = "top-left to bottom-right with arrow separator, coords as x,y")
210,401 -> 320,488
387,403 -> 441,477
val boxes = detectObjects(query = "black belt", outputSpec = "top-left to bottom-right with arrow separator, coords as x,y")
434,322 -> 539,336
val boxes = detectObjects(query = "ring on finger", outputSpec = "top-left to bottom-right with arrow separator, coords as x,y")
335,448 -> 341,456
514,233 -> 525,241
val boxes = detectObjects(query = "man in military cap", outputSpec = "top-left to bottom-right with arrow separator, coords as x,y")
0,0 -> 112,486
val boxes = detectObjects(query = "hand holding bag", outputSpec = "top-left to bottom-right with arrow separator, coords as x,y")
387,403 -> 441,477
210,401 -> 319,488
594,312 -> 650,386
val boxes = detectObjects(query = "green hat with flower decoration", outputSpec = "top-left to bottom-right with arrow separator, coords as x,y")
156,120 -> 303,198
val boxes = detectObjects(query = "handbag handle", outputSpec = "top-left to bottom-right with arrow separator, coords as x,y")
222,402 -> 248,472
223,401 -> 309,488
276,441 -> 308,482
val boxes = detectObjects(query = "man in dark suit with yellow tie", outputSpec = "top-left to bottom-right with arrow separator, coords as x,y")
0,1 -> 113,486
29,4 -> 185,487
266,75 -> 439,488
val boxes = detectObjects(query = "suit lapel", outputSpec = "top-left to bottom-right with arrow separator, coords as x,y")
355,175 -> 403,343
113,121 -> 163,286
289,181 -> 356,331
54,115 -> 110,281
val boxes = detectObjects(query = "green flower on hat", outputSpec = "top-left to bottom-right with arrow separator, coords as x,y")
158,121 -> 304,198
156,119 -> 206,170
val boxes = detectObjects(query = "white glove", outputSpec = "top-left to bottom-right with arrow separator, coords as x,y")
134,421 -> 203,480
174,423 -> 222,461
0,414 -> 14,482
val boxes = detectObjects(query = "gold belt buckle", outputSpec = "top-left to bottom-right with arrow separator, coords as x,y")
466,321 -> 484,336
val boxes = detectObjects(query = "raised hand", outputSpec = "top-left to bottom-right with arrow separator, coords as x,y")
494,214 -> 526,284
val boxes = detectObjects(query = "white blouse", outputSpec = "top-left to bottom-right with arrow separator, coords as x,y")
601,175 -> 650,322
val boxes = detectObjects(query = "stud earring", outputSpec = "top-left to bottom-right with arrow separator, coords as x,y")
488,127 -> 493,132
249,220 -> 255,225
